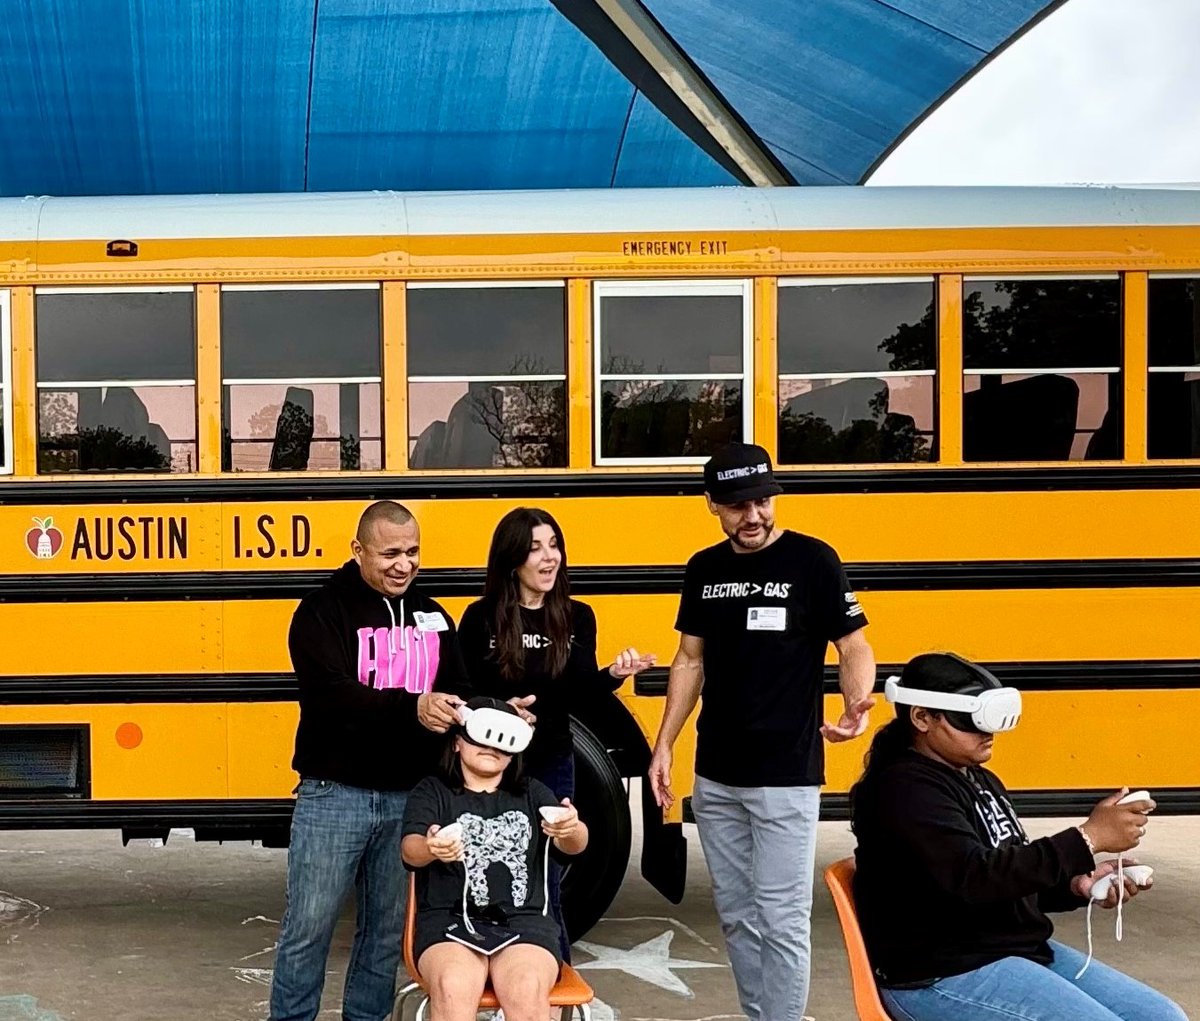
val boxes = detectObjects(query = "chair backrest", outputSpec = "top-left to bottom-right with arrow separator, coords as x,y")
403,872 -> 422,985
823,857 -> 893,1021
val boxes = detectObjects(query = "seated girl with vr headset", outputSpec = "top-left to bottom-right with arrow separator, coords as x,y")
401,696 -> 588,1020
850,653 -> 1187,1021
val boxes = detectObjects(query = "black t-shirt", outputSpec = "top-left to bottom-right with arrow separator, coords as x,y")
674,529 -> 867,787
458,599 -> 618,768
402,775 -> 562,927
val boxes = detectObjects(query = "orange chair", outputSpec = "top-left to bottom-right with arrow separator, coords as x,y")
393,873 -> 594,1021
823,857 -> 893,1021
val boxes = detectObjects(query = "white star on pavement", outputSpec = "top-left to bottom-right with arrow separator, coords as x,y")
574,930 -> 725,997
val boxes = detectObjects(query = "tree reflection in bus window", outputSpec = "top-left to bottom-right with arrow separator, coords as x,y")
776,279 -> 936,464
35,289 -> 197,473
1148,277 -> 1200,458
220,287 -> 382,472
596,284 -> 748,462
962,278 -> 1122,461
407,285 -> 567,469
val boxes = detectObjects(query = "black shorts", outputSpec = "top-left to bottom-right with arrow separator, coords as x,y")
413,909 -> 563,969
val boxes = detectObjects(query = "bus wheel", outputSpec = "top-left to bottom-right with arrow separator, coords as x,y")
561,719 -> 632,941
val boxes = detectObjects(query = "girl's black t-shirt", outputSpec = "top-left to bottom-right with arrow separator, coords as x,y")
402,775 -> 562,928
458,599 -> 619,768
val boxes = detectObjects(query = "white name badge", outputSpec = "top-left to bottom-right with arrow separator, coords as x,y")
413,610 -> 449,632
746,606 -> 787,631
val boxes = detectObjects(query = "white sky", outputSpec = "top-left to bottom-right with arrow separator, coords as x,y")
868,0 -> 1200,186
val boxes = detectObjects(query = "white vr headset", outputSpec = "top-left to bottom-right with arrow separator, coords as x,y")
884,675 -> 1023,734
457,703 -> 533,754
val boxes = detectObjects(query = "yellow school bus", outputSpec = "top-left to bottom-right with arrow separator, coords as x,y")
1,187 -> 1199,936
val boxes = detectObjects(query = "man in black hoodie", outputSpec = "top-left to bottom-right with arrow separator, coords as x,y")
269,500 -> 470,1021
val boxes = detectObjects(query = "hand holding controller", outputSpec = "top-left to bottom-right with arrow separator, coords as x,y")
427,821 -> 464,863
436,822 -> 464,842
539,806 -> 570,823
1081,788 -> 1155,853
1090,865 -> 1154,901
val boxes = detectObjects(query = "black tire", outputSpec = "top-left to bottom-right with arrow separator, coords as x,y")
560,719 -> 632,941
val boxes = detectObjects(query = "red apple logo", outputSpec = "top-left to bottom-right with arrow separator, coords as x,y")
26,516 -> 64,560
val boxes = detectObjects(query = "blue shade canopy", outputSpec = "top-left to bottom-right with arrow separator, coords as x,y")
0,0 -> 1059,196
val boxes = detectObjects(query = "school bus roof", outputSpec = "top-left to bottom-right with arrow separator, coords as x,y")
1,185 -> 1200,242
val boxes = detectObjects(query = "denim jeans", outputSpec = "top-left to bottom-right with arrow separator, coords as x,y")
691,776 -> 821,1021
269,779 -> 409,1021
882,940 -> 1189,1021
530,750 -> 575,963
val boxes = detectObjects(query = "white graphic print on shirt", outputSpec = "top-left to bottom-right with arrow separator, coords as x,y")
972,784 -> 1026,848
458,810 -> 533,907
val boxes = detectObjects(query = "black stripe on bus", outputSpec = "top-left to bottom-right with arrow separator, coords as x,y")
634,660 -> 1200,697
0,798 -> 295,836
682,787 -> 1200,823
4,464 -> 1200,505
3,659 -> 1197,707
4,558 -> 1200,603
6,789 -> 1199,833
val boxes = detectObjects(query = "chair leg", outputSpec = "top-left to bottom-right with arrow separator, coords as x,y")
414,993 -> 430,1021
392,981 -> 419,1021
580,1005 -> 592,1021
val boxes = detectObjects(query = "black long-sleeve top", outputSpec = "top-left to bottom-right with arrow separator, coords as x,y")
288,561 -> 470,790
457,598 -> 620,770
851,750 -> 1095,986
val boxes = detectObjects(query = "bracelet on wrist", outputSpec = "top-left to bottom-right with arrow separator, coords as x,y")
1077,824 -> 1096,856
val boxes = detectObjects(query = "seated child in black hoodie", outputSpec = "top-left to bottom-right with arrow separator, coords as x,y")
850,652 -> 1187,1021
401,697 -> 588,1020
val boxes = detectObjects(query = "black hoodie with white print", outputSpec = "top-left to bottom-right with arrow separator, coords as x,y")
288,560 -> 471,791
851,750 -> 1095,986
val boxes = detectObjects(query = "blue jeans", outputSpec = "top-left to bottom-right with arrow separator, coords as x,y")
882,940 -> 1189,1021
691,776 -> 821,1021
269,780 -> 409,1021
530,751 -> 575,963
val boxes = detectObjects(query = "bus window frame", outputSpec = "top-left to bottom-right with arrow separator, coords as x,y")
960,272 -> 1124,465
775,274 -> 938,467
593,278 -> 754,467
219,282 -> 384,474
33,284 -> 198,476
1146,271 -> 1200,461
404,279 -> 569,471
0,289 -> 11,475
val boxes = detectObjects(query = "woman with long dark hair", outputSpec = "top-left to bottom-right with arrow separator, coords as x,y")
849,652 -> 1186,1021
457,506 -> 655,958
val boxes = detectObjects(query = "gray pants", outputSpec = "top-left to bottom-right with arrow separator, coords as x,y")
692,776 -> 820,1021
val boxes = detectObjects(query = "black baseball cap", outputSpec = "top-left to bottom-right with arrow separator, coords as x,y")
703,443 -> 784,505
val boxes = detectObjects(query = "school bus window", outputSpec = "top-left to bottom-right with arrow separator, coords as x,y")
1147,276 -> 1200,458
0,289 -> 10,475
220,286 -> 382,472
595,280 -> 750,464
777,278 -> 936,464
35,288 -> 197,474
962,277 -> 1122,462
407,283 -> 567,469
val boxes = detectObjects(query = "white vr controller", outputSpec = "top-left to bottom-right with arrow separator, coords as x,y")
434,821 -> 463,842
1089,789 -> 1155,901
539,805 -> 570,823
1091,865 -> 1154,900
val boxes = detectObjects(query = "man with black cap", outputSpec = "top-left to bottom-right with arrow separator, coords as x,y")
649,442 -> 876,1021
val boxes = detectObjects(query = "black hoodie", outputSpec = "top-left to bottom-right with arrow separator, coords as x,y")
851,751 -> 1095,986
288,561 -> 470,791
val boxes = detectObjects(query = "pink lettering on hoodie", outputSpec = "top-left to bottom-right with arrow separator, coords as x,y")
356,625 -> 441,694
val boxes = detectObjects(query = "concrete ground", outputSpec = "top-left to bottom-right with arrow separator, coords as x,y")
0,789 -> 1196,1021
